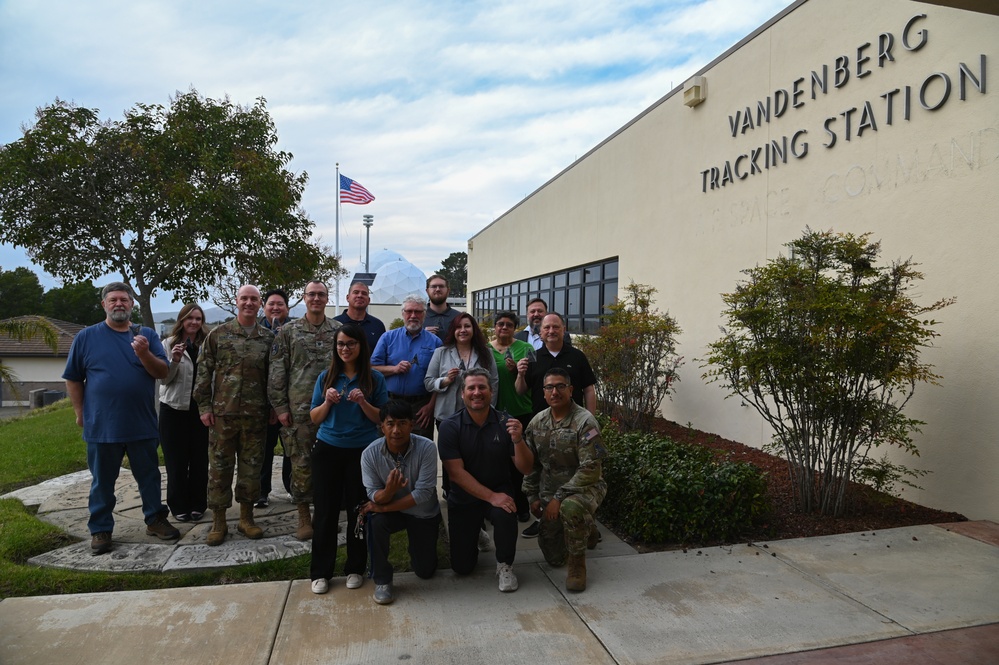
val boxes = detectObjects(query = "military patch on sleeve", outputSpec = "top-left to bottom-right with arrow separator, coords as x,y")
584,428 -> 599,441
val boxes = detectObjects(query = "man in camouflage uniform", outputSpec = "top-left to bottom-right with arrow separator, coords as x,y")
268,280 -> 341,540
194,284 -> 273,546
523,367 -> 607,592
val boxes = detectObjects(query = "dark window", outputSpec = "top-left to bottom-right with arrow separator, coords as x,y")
472,258 -> 619,335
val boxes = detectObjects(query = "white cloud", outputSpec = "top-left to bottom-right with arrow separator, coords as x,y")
0,0 -> 794,312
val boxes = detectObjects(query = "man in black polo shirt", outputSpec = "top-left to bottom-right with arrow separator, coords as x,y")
516,313 -> 596,416
438,368 -> 534,592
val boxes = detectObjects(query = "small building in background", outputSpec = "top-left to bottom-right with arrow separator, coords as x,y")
0,316 -> 83,407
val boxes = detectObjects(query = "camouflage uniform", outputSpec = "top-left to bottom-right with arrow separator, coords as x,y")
194,319 -> 272,510
267,316 -> 341,503
524,401 -> 607,566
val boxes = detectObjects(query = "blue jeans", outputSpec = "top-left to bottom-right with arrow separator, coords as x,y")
87,439 -> 167,534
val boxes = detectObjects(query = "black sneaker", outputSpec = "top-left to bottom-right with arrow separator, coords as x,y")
146,515 -> 180,540
91,531 -> 113,555
254,497 -> 269,509
521,521 -> 540,538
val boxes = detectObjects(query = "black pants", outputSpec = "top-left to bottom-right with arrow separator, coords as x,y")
260,421 -> 291,498
368,511 -> 440,585
310,443 -> 367,581
158,402 -> 208,517
448,493 -> 518,575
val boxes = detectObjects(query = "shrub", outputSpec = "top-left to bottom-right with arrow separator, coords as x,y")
575,282 -> 682,432
597,416 -> 768,544
703,228 -> 953,516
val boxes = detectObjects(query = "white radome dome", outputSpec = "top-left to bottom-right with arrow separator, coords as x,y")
370,257 -> 427,304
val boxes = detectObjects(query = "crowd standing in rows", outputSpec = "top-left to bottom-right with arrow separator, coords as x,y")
62,275 -> 606,602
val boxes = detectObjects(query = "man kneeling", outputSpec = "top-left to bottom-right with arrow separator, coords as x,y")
439,368 -> 534,592
361,400 -> 441,605
524,368 -> 607,592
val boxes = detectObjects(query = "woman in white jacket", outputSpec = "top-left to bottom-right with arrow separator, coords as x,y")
158,303 -> 209,522
425,313 -> 499,509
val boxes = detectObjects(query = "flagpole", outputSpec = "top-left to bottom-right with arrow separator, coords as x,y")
335,163 -> 341,309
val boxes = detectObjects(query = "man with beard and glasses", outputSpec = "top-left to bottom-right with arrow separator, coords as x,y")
423,274 -> 460,342
371,294 -> 442,440
63,282 -> 179,555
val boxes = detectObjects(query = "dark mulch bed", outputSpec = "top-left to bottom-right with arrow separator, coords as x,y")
603,418 -> 967,552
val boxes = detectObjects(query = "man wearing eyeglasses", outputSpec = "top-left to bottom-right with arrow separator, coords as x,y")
371,294 -> 442,439
423,274 -> 460,341
360,400 -> 441,605
524,368 -> 606,592
268,280 -> 342,540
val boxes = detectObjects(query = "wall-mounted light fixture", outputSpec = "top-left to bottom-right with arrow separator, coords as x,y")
684,75 -> 707,107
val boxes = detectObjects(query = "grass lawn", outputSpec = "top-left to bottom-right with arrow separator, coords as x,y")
0,402 -> 447,599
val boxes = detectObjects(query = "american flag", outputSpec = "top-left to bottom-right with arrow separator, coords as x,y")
339,174 -> 375,205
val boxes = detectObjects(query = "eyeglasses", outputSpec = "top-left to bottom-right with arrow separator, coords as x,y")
542,383 -> 569,393
402,309 -> 425,316
495,322 -> 515,328
336,341 -> 359,349
305,292 -> 328,299
428,285 -> 447,290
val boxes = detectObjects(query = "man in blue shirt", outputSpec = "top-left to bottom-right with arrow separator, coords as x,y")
360,400 -> 441,605
63,282 -> 180,555
334,281 -> 386,349
371,294 -> 441,439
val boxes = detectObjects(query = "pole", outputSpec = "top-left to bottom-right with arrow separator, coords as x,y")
362,214 -> 374,273
335,163 -> 341,308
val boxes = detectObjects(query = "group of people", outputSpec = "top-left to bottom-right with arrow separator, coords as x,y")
62,275 -> 607,604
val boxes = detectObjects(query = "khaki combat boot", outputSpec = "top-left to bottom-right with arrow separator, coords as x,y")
295,503 -> 314,541
237,502 -> 264,539
206,509 -> 228,547
565,553 -> 587,592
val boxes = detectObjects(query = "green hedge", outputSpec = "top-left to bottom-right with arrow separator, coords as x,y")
597,417 -> 769,544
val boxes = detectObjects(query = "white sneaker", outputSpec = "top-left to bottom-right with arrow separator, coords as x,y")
346,573 -> 364,589
311,578 -> 329,594
496,563 -> 518,592
478,528 -> 493,552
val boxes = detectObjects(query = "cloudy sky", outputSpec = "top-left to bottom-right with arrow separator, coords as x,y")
0,0 -> 793,313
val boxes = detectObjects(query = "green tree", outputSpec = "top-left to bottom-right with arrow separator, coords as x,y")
0,267 -> 44,317
41,280 -> 103,325
703,228 -> 954,516
575,282 -> 682,432
437,251 -> 467,297
0,90 -> 333,328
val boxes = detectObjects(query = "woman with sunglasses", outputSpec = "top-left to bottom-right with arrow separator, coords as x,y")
308,324 -> 387,594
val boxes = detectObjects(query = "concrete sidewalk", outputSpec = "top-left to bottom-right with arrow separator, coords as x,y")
2,521 -> 997,664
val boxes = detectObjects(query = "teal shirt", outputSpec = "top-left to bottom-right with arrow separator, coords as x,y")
311,370 -> 388,448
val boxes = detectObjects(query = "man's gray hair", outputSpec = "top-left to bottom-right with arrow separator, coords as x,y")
101,282 -> 135,300
459,366 -> 492,391
401,294 -> 426,311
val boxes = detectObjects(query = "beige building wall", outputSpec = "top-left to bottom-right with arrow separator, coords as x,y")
468,0 -> 998,519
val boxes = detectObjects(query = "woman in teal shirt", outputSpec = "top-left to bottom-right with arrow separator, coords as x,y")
309,324 -> 387,594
